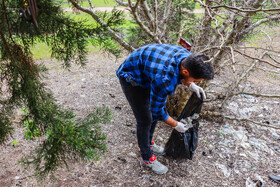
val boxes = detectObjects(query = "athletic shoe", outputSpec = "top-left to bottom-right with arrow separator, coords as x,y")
140,155 -> 168,174
150,140 -> 165,155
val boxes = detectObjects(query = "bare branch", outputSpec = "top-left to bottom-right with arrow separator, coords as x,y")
229,46 -> 236,72
68,0 -> 135,52
234,49 -> 280,68
176,21 -> 187,45
161,0 -> 172,26
220,52 -> 267,108
211,4 -> 280,13
237,46 -> 280,54
266,53 -> 280,64
87,0 -> 93,9
243,14 -> 280,34
140,0 -> 154,31
153,0 -> 158,36
236,92 -> 280,98
128,0 -> 161,43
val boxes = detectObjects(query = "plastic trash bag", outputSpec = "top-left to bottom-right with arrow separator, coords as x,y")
164,93 -> 203,159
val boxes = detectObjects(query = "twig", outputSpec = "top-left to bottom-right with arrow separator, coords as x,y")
235,62 -> 280,73
127,0 -> 161,43
237,46 -> 280,54
87,0 -> 93,9
140,0 -> 154,31
236,92 -> 280,98
229,46 -> 236,72
261,30 -> 272,42
211,4 -> 280,13
153,0 -> 158,36
234,49 -> 280,68
220,52 -> 267,108
176,21 -> 187,45
68,0 -> 135,52
266,53 -> 280,65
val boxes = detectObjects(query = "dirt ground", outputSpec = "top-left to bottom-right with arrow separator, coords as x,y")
1,29 -> 280,186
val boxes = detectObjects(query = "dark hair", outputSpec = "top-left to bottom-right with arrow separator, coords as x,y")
181,53 -> 214,80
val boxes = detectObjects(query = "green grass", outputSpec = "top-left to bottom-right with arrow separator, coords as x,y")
30,41 -> 101,60
31,43 -> 52,60
65,11 -> 99,25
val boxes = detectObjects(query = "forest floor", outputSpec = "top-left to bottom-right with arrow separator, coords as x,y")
1,27 -> 280,186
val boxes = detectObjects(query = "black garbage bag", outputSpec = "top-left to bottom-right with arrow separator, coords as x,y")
164,93 -> 203,159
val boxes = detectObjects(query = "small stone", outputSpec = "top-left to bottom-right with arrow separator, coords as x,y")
128,152 -> 137,158
202,151 -> 207,156
228,162 -> 234,168
115,106 -> 122,110
126,122 -> 132,127
109,93 -> 115,98
117,157 -> 127,163
215,163 -> 231,178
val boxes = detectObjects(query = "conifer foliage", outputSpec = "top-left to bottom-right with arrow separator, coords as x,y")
0,0 -> 113,180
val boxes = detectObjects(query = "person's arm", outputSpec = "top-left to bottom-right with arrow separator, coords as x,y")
164,116 -> 177,127
164,116 -> 189,133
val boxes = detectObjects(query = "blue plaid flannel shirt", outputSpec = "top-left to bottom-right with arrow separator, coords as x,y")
116,44 -> 191,121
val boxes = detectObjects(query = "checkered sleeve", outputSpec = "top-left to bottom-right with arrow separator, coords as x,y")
150,76 -> 172,121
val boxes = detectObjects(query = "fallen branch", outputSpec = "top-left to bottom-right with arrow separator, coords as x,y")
236,92 -> 280,98
266,53 -> 280,64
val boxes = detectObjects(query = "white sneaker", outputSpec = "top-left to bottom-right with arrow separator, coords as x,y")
141,155 -> 168,174
150,140 -> 165,155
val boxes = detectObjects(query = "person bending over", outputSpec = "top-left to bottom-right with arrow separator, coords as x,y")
116,43 -> 214,174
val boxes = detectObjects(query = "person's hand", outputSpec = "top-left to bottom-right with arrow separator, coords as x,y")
189,82 -> 206,100
174,121 -> 189,133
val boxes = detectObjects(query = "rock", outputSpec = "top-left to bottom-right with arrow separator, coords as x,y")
249,138 -> 269,153
228,162 -> 234,168
128,152 -> 137,158
239,153 -> 247,158
246,177 -> 255,187
247,150 -> 259,161
271,132 -> 280,140
202,151 -> 207,156
215,163 -> 231,178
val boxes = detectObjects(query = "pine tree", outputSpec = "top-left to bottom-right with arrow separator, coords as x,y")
0,0 -> 120,180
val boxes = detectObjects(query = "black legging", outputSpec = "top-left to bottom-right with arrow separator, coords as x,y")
119,78 -> 158,160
